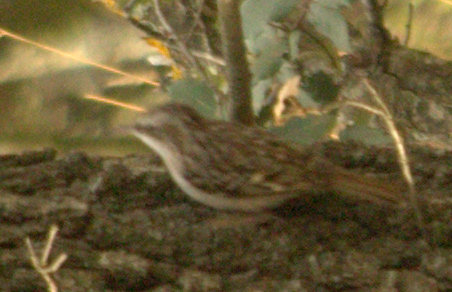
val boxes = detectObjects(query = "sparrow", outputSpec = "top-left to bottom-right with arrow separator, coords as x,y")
130,102 -> 405,212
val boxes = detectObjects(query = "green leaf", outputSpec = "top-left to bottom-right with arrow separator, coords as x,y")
340,125 -> 391,146
167,79 -> 216,117
307,0 -> 352,52
246,26 -> 277,55
288,31 -> 301,61
269,114 -> 337,145
252,79 -> 273,112
252,39 -> 287,81
302,71 -> 339,104
241,0 -> 299,40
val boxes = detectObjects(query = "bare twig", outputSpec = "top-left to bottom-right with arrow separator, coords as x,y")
0,27 -> 159,87
151,0 -> 224,103
183,0 -> 206,42
25,225 -> 68,292
152,0 -> 208,78
344,101 -> 385,116
84,94 -> 146,112
361,79 -> 415,192
346,79 -> 427,244
191,50 -> 225,66
404,2 -> 414,46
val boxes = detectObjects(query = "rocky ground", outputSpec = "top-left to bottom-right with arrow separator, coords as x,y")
0,142 -> 451,291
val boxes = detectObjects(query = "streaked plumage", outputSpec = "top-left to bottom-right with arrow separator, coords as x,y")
131,103 -> 405,211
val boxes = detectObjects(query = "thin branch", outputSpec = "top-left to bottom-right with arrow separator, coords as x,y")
362,79 -> 415,189
0,27 -> 159,87
84,94 -> 146,112
151,0 -> 225,103
183,0 -> 206,42
152,0 -> 209,79
25,225 -> 68,292
350,79 -> 428,244
40,225 -> 59,266
191,50 -> 225,66
344,101 -> 386,116
404,2 -> 414,46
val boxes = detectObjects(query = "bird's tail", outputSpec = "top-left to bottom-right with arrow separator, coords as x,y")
329,164 -> 407,206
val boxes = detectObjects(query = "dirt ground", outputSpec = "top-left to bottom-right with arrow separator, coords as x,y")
0,142 -> 451,291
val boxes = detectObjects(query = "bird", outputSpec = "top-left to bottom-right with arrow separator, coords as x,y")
130,102 -> 405,212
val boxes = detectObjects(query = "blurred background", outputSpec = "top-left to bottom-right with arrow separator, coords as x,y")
0,0 -> 161,155
0,0 -> 451,155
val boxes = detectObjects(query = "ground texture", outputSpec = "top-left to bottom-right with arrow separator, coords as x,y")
0,142 -> 451,291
